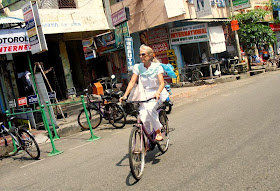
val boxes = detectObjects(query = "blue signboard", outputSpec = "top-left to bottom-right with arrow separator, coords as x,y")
28,95 -> 38,104
124,36 -> 135,72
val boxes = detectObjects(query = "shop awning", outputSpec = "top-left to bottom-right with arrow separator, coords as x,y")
0,16 -> 24,24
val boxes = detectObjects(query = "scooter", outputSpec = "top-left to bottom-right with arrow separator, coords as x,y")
164,84 -> 173,114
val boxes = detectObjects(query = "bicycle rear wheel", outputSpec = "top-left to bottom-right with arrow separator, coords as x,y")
129,127 -> 145,180
18,129 -> 40,159
78,107 -> 102,130
108,103 -> 126,128
192,70 -> 203,85
157,110 -> 170,153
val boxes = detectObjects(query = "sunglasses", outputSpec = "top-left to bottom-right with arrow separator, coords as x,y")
139,53 -> 148,57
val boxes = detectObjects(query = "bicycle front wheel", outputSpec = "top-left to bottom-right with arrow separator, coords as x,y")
18,129 -> 40,159
129,127 -> 145,180
78,107 -> 102,130
108,103 -> 126,128
157,110 -> 170,153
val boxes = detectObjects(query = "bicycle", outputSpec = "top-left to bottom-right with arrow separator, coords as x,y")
0,116 -> 40,159
126,98 -> 169,180
179,65 -> 204,85
77,88 -> 126,130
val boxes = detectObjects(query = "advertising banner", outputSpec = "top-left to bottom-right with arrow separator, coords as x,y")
150,41 -> 169,55
139,27 -> 169,45
82,37 -> 96,60
166,50 -> 179,84
95,32 -> 116,53
194,0 -> 212,17
170,23 -> 209,45
124,37 -> 135,72
115,22 -> 130,48
22,1 -> 48,54
233,0 -> 251,11
0,28 -> 30,54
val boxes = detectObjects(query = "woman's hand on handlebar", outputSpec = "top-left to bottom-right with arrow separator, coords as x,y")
154,92 -> 160,101
119,96 -> 127,103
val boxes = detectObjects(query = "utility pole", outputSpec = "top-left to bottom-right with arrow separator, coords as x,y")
229,0 -> 242,62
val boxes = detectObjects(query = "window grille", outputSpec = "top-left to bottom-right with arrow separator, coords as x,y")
37,0 -> 76,9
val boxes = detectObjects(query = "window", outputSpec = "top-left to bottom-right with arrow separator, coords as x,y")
58,0 -> 76,8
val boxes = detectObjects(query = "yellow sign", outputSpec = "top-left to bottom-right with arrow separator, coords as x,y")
166,49 -> 179,83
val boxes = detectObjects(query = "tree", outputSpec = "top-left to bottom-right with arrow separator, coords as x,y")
233,9 -> 276,48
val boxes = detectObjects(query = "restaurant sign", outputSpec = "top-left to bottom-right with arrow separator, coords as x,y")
170,23 -> 208,45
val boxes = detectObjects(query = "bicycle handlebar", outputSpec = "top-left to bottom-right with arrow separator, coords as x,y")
123,97 -> 156,104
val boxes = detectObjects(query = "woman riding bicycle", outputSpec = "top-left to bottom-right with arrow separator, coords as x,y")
119,44 -> 168,141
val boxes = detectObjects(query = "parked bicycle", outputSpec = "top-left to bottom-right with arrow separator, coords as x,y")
0,116 -> 40,159
77,88 -> 126,130
126,98 -> 169,180
179,65 -> 204,85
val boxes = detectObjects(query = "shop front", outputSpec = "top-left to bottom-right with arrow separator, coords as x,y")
169,22 -> 230,78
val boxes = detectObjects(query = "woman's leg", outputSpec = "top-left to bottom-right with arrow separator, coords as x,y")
139,102 -> 162,134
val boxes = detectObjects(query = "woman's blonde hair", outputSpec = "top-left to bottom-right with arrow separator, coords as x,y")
140,44 -> 160,63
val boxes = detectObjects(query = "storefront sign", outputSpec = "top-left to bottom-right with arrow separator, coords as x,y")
150,41 -> 169,55
27,95 -> 38,104
22,1 -> 48,54
82,37 -> 96,60
95,32 -> 116,53
233,0 -> 251,11
194,0 -> 212,17
18,97 -> 27,106
166,50 -> 179,83
124,36 -> 135,72
111,8 -> 127,26
269,23 -> 280,31
0,29 -> 30,54
139,27 -> 169,45
170,23 -> 208,45
8,99 -> 16,108
48,91 -> 56,100
147,27 -> 169,45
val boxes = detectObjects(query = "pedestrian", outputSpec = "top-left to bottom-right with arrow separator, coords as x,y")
119,44 -> 168,141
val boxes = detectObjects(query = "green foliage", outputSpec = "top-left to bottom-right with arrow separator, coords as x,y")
229,9 -> 276,46
238,24 -> 276,46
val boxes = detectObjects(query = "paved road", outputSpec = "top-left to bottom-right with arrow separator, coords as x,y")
1,71 -> 280,191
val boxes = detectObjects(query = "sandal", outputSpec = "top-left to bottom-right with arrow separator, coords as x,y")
155,133 -> 163,141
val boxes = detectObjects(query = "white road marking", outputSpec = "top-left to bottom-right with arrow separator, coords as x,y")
20,158 -> 45,169
69,142 -> 92,151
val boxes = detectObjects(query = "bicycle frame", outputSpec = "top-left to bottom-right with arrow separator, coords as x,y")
0,123 -> 20,148
133,101 -> 165,150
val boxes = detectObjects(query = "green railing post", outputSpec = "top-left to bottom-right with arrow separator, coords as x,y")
5,110 -> 17,154
46,101 -> 60,140
81,95 -> 100,141
41,105 -> 63,156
